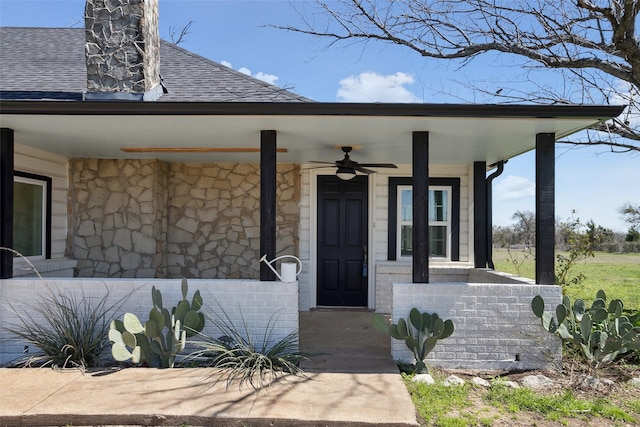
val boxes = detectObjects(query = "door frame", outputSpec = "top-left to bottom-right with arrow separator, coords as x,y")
309,170 -> 375,309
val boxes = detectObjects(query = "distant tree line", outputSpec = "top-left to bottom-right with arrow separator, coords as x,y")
493,206 -> 640,253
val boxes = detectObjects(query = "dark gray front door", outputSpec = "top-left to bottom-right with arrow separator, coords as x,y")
317,175 -> 368,307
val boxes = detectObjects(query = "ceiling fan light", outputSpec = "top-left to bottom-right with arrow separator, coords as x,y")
336,166 -> 356,181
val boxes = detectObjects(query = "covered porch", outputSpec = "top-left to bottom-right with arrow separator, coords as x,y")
0,100 -> 624,368
1,102 -> 622,285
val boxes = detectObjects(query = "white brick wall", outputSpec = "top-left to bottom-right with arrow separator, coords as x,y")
391,281 -> 562,370
0,279 -> 299,365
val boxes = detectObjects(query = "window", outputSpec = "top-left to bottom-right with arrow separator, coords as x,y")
388,177 -> 460,261
13,172 -> 51,259
398,185 -> 451,258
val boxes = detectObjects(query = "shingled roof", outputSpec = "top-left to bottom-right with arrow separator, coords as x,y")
0,27 -> 310,102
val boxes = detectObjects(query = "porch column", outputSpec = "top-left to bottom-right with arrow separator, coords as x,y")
413,131 -> 429,283
473,161 -> 487,268
0,128 -> 15,279
260,130 -> 277,281
535,133 -> 555,285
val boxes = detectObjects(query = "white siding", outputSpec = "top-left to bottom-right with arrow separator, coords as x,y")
298,164 -> 471,312
14,143 -> 69,259
298,170 -> 313,310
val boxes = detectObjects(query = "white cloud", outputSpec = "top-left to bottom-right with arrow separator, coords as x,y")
254,72 -> 279,85
221,61 -> 279,85
494,175 -> 535,201
337,71 -> 420,102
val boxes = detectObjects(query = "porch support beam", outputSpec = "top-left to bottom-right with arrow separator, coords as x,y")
412,131 -> 429,283
0,128 -> 14,279
535,133 -> 555,285
473,161 -> 487,268
260,130 -> 277,281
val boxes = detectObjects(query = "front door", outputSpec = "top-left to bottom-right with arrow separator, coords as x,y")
317,175 -> 368,307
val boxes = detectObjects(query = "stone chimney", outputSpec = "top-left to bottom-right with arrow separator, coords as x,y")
84,0 -> 162,101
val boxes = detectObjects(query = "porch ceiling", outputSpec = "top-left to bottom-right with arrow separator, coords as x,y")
0,101 -> 623,165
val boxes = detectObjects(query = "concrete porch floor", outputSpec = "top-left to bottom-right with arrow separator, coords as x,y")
299,309 -> 401,373
0,310 -> 418,426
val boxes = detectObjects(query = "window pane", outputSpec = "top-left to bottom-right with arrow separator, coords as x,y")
429,190 -> 448,222
13,181 -> 44,257
400,189 -> 412,222
400,225 -> 412,256
429,226 -> 447,257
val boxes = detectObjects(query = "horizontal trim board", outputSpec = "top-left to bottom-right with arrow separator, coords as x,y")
121,147 -> 288,153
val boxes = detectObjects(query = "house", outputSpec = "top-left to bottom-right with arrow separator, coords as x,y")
0,0 -> 624,368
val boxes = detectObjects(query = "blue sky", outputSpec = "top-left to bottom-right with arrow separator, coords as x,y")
1,0 -> 638,232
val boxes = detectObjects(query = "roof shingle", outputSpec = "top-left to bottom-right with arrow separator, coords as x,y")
0,27 -> 311,102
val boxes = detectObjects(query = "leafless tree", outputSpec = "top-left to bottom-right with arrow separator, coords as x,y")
169,20 -> 193,46
277,0 -> 640,153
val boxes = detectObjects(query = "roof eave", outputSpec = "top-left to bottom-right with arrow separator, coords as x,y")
0,100 -> 626,120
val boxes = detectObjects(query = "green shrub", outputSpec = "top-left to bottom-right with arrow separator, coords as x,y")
373,308 -> 454,373
5,285 -> 125,369
109,278 -> 204,368
532,290 -> 640,369
186,304 -> 305,390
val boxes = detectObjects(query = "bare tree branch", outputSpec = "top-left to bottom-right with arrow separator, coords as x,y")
169,20 -> 193,46
276,0 -> 640,153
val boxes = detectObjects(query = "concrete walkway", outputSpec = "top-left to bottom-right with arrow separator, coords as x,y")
0,310 -> 419,426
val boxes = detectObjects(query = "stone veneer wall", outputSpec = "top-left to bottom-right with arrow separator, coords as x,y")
68,159 -> 168,278
68,160 -> 300,279
85,0 -> 161,93
166,163 -> 300,279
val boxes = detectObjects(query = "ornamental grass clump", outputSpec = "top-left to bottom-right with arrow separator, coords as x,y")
5,285 -> 126,369
186,304 -> 306,391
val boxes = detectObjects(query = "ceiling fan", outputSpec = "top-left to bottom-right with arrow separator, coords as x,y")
309,146 -> 397,180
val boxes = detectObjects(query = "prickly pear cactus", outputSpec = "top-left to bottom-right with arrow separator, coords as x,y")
532,290 -> 640,368
109,279 -> 204,368
373,308 -> 454,373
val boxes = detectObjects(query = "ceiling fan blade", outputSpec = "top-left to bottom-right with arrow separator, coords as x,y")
301,165 -> 337,170
307,161 -> 338,165
357,163 -> 398,168
353,165 -> 377,174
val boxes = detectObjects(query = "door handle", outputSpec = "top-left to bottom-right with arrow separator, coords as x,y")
362,245 -> 368,277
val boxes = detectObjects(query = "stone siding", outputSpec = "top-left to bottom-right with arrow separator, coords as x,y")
85,0 -> 161,93
166,163 -> 300,279
68,159 -> 300,279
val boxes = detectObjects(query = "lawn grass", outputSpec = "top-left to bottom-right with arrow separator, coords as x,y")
403,375 -> 494,427
492,249 -> 640,310
404,373 -> 640,426
486,380 -> 638,424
